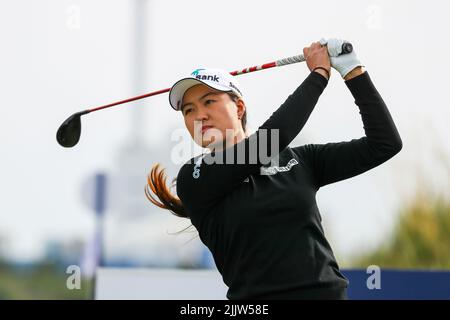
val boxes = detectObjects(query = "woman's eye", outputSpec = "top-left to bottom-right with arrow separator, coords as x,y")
205,99 -> 215,105
183,108 -> 192,115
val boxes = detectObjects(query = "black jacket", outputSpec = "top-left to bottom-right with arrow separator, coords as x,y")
176,71 -> 402,299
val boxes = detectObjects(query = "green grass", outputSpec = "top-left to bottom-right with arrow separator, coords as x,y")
0,264 -> 93,300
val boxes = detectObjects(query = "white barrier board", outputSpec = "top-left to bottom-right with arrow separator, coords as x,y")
95,268 -> 228,300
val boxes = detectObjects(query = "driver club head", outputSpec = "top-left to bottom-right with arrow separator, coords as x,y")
56,112 -> 84,148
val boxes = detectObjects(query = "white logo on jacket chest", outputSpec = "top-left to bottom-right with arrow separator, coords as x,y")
260,158 -> 299,176
192,155 -> 205,179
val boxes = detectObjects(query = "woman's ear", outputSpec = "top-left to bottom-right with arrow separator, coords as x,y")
236,99 -> 246,120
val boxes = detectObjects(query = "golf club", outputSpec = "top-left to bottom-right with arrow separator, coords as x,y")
56,42 -> 352,148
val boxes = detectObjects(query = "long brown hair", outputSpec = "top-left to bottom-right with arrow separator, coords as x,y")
145,92 -> 247,222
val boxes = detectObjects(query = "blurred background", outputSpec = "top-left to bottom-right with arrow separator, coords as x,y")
0,0 -> 449,299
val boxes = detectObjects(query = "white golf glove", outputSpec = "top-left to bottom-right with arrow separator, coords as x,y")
320,38 -> 364,78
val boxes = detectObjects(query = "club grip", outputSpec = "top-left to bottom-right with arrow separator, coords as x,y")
341,42 -> 353,54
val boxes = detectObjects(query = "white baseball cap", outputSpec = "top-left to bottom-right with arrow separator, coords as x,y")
169,67 -> 243,111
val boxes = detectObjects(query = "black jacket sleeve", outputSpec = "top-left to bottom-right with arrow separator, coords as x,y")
177,71 -> 329,214
293,71 -> 403,189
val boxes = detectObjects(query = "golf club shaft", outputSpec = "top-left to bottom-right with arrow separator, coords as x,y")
85,43 -> 352,115
230,53 -> 308,76
57,42 -> 352,148
88,87 -> 171,114
86,56 -> 300,114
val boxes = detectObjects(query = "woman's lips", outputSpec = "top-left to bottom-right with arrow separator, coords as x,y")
201,126 -> 213,134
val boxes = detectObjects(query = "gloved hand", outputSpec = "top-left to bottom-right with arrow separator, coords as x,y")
319,38 -> 364,78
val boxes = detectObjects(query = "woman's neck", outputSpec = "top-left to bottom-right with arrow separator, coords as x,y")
207,129 -> 247,153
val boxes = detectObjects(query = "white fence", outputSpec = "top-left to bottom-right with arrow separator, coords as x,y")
95,268 -> 228,300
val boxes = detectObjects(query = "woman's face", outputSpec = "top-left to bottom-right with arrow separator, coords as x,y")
181,84 -> 246,149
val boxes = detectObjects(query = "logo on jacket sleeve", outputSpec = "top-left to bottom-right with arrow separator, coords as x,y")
260,158 -> 299,175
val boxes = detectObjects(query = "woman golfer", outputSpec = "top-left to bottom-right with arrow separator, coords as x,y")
146,39 -> 402,299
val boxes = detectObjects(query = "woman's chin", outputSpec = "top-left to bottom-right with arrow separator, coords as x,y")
199,138 -> 224,150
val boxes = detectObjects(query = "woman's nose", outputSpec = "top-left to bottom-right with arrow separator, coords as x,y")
195,106 -> 209,121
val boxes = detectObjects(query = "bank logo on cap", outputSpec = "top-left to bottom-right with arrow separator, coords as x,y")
191,69 -> 205,76
191,68 -> 220,82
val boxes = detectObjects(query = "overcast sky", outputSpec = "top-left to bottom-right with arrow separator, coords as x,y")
0,0 -> 449,263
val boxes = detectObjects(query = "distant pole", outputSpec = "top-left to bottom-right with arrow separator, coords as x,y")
94,173 -> 107,267
92,172 -> 107,299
